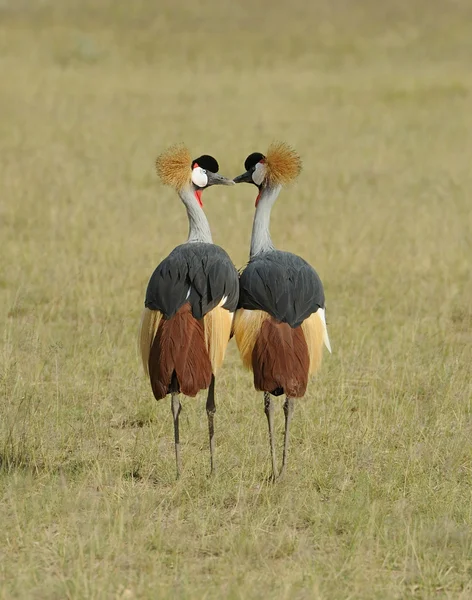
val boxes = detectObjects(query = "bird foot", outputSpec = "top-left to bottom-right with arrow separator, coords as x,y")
274,470 -> 286,482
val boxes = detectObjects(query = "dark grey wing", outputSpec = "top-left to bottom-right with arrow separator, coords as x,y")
239,251 -> 325,328
145,242 -> 239,319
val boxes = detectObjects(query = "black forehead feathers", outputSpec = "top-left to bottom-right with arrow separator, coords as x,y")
244,152 -> 265,171
192,155 -> 219,172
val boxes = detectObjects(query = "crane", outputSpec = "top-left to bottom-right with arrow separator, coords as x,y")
139,145 -> 239,478
232,142 -> 331,480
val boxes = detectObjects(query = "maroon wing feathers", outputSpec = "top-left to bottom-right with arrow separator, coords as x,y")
252,317 -> 310,398
149,304 -> 212,400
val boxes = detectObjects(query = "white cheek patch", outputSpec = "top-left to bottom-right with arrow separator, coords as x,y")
192,167 -> 208,188
252,162 -> 266,186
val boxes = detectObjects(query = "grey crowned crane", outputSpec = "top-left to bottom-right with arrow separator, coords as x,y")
139,145 -> 239,478
232,142 -> 331,480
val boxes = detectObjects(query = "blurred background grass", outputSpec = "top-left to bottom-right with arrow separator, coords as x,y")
1,1 -> 472,598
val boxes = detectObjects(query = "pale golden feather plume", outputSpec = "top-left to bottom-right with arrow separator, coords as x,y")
265,141 -> 302,186
155,144 -> 192,191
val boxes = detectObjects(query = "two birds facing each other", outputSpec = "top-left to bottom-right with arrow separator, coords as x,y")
139,141 -> 332,481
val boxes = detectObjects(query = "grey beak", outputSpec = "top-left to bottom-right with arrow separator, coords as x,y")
206,172 -> 235,187
233,170 -> 253,184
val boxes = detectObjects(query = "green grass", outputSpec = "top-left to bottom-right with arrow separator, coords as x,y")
1,0 -> 472,597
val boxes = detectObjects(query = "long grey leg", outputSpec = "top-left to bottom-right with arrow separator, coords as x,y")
264,392 -> 278,480
171,393 -> 182,479
278,396 -> 295,480
206,375 -> 216,475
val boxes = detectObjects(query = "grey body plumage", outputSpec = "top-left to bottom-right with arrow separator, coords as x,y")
146,242 -> 239,320
238,250 -> 325,328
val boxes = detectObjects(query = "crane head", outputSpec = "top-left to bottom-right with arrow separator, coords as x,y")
156,145 -> 233,207
233,142 -> 302,205
191,154 -> 234,206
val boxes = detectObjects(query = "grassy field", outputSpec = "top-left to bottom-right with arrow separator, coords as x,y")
1,0 -> 472,597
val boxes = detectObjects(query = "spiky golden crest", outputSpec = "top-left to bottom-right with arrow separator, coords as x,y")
265,141 -> 302,186
155,144 -> 192,191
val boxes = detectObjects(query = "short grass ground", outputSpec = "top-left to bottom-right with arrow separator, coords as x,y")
1,1 -> 472,598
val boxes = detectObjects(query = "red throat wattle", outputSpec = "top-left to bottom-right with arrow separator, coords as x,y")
193,162 -> 203,207
255,192 -> 261,206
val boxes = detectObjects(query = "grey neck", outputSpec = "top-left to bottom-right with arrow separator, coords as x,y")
249,185 -> 281,258
179,187 -> 213,244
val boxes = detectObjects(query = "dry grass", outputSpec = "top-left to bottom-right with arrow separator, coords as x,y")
1,0 -> 472,597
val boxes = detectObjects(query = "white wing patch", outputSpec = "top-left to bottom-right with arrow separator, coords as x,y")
318,308 -> 332,353
185,287 -> 191,299
218,296 -> 233,323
